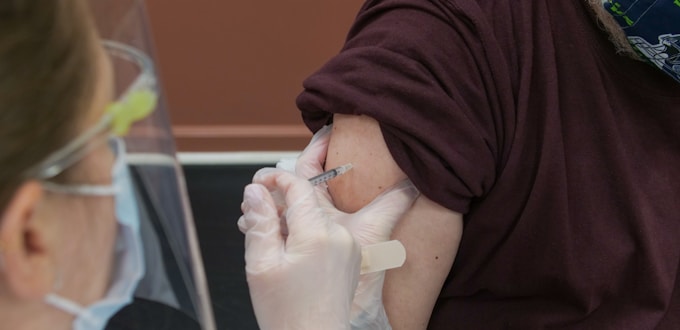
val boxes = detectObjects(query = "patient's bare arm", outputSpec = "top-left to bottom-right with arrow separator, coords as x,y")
326,114 -> 464,329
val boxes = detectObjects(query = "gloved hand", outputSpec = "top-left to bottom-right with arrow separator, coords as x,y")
275,125 -> 421,329
238,170 -> 358,330
238,168 -> 418,330
276,125 -> 332,189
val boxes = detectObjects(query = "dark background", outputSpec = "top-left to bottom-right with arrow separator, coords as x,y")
184,164 -> 269,330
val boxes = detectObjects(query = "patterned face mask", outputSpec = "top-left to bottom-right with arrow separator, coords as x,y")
603,0 -> 680,83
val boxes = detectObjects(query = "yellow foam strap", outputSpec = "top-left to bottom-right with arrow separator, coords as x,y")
360,240 -> 406,275
107,89 -> 157,136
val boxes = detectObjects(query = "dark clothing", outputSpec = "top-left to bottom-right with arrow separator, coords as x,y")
296,0 -> 680,328
106,298 -> 200,330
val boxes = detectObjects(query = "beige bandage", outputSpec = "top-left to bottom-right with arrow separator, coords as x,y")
360,240 -> 406,275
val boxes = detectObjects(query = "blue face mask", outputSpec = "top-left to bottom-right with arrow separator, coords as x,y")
42,138 -> 145,330
603,0 -> 680,83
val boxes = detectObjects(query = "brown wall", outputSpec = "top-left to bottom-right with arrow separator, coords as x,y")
144,1 -> 364,152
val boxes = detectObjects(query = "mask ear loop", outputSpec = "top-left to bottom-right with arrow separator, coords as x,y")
45,294 -> 85,314
44,293 -> 101,327
44,268 -> 101,326
44,269 -> 98,325
41,182 -> 120,196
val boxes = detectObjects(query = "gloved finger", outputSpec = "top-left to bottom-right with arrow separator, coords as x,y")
275,156 -> 297,173
295,125 -> 332,178
252,167 -> 289,214
252,167 -> 278,182
238,183 -> 264,234
240,184 -> 286,274
253,170 -> 329,248
339,179 -> 420,243
237,214 -> 247,234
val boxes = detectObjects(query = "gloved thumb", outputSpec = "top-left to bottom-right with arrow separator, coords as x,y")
338,179 -> 420,244
254,170 -> 329,250
295,125 -> 332,179
239,183 -> 285,275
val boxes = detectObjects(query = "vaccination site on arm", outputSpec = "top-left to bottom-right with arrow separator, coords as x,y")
1,0 -> 680,329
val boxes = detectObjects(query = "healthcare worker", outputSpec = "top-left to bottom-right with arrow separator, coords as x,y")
0,0 -> 417,329
238,124 -> 419,330
0,0 -> 216,328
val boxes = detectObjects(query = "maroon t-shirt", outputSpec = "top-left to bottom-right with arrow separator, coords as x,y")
296,0 -> 680,328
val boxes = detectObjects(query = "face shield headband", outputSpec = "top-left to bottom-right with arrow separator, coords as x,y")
21,38 -> 216,329
24,40 -> 157,181
603,0 -> 680,83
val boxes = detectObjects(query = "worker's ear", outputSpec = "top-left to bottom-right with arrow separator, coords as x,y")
0,181 -> 55,300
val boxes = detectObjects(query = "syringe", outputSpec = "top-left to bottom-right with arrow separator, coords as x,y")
308,163 -> 353,186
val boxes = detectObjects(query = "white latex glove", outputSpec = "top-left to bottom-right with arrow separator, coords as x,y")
238,170 -> 358,330
276,125 -> 333,184
238,169 -> 418,330
275,125 -> 421,329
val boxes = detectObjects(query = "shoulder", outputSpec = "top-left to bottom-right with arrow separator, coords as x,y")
326,114 -> 407,212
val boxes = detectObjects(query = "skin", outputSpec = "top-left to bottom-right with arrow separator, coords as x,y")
326,115 -> 463,330
325,2 -> 630,329
0,41 -> 118,330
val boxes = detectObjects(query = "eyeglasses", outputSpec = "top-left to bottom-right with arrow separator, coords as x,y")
25,40 -> 158,181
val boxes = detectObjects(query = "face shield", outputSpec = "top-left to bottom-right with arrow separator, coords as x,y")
87,1 -> 216,329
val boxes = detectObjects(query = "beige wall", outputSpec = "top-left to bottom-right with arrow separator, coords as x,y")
144,1 -> 364,151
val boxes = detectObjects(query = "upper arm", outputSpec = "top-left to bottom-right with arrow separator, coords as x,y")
326,114 -> 463,329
